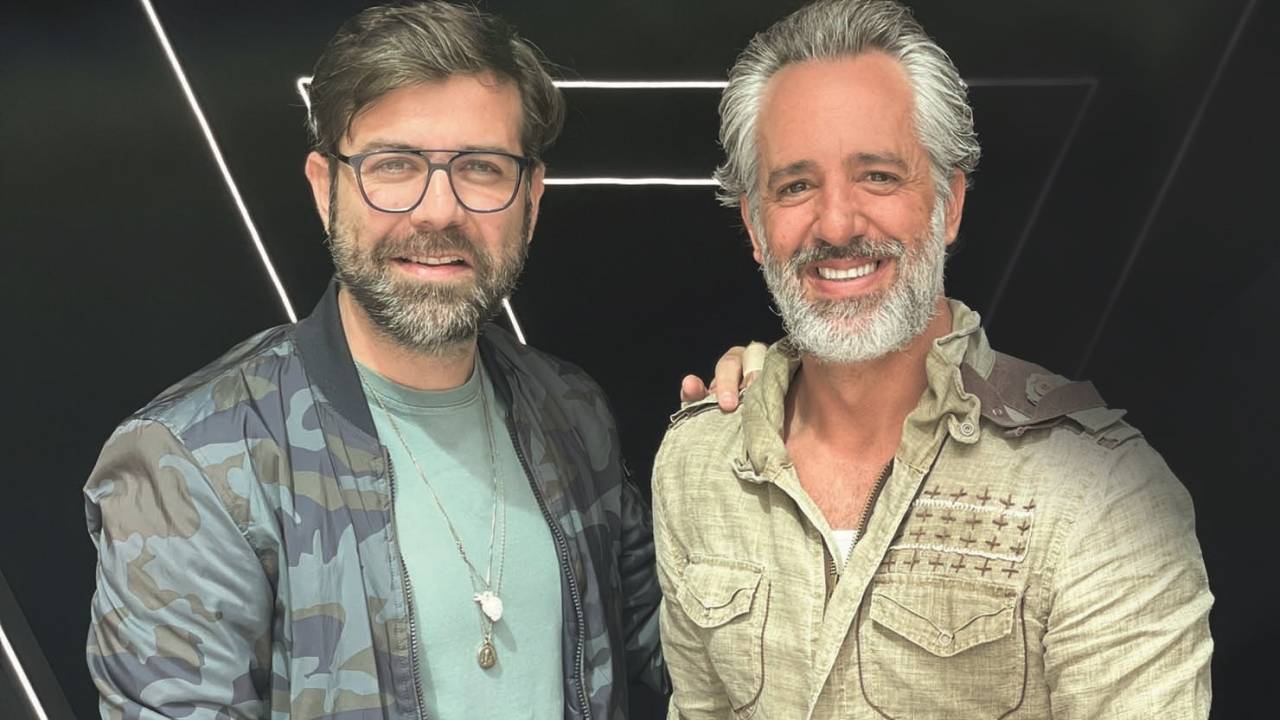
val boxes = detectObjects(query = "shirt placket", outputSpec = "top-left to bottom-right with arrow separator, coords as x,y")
805,435 -> 950,718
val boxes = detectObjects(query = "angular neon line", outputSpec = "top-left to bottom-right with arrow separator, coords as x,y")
296,76 -> 1097,93
142,0 -> 298,323
545,177 -> 718,186
0,621 -> 48,720
554,80 -> 727,89
501,298 -> 526,345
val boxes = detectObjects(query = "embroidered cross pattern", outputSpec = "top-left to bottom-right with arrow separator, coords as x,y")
888,493 -> 1036,564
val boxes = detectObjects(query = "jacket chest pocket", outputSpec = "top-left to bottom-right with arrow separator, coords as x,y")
675,555 -> 769,717
857,575 -> 1027,719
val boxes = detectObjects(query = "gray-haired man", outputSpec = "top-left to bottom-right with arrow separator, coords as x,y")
85,3 -> 666,718
653,1 -> 1212,717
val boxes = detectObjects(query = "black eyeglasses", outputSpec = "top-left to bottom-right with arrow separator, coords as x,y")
333,149 -> 531,214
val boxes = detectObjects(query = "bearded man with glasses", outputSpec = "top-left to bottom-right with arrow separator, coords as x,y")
83,3 -> 671,718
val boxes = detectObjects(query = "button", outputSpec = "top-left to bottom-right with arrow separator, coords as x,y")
958,421 -> 976,437
991,407 -> 1004,416
1035,380 -> 1053,394
938,632 -> 954,646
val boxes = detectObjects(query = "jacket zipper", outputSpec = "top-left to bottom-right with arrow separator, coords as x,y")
829,460 -> 894,591
385,448 -> 429,720
854,460 -> 893,543
503,416 -> 592,720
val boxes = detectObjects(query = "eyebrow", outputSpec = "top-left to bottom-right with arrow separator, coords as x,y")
851,152 -> 909,171
766,160 -> 819,188
354,139 -> 519,155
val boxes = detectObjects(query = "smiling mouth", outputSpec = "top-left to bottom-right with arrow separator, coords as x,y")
815,259 -> 881,280
395,255 -> 470,268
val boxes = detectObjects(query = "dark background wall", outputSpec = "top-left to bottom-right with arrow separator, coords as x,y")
3,0 -> 1275,717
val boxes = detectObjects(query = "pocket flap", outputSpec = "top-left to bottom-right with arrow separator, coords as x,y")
868,579 -> 1017,657
676,556 -> 763,628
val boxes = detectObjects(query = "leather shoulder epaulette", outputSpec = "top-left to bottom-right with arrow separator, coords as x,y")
960,351 -> 1136,445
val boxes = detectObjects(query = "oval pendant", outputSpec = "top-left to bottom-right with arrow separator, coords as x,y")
477,640 -> 497,669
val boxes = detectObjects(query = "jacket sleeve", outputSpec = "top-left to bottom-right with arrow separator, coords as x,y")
618,472 -> 671,698
1042,439 -> 1213,718
84,418 -> 273,719
651,445 -> 733,719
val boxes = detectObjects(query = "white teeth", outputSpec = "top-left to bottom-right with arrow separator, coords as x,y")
416,256 -> 463,266
817,261 -> 879,280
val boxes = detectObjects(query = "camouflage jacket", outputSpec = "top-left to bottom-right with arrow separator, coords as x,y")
85,280 -> 667,720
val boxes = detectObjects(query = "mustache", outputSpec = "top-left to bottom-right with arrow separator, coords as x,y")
785,236 -> 907,271
370,228 -> 481,263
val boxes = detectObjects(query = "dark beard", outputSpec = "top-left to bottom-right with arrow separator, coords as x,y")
327,196 -> 531,354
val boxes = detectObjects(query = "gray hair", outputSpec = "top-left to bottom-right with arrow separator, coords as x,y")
715,0 -> 980,210
307,1 -> 565,163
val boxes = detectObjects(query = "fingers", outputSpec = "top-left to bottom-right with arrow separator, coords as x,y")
713,346 -> 748,411
677,342 -> 770,413
741,342 -> 767,387
679,374 -> 710,405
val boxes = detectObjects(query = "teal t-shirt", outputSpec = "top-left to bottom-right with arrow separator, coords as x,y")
360,360 -> 564,719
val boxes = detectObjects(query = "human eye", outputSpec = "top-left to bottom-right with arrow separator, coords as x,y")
366,153 -> 421,178
459,158 -> 502,174
454,154 -> 514,185
776,179 -> 813,198
864,170 -> 902,186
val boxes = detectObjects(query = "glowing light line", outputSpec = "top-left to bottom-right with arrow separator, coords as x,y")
296,76 -> 313,123
545,177 -> 718,186
142,0 -> 297,322
501,298 -> 527,345
0,620 -> 49,720
554,80 -> 726,89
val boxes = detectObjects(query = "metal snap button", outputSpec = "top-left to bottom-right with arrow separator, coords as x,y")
938,631 -> 954,646
958,421 -> 976,437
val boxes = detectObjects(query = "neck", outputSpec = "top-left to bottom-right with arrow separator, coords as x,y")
786,298 -> 953,454
338,286 -> 477,390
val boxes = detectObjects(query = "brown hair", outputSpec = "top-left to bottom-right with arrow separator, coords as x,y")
307,1 -> 565,162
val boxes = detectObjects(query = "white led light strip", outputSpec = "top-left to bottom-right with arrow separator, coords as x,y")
295,75 -> 722,188
141,0 -> 298,322
544,177 -> 716,186
554,80 -> 726,89
0,621 -> 49,720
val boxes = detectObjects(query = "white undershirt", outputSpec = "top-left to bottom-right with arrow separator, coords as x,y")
832,529 -> 859,565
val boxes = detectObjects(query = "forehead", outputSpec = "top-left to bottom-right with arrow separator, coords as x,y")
756,53 -> 922,170
345,73 -> 523,152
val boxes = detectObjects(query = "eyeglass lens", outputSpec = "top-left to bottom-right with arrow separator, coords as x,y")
358,151 -> 522,212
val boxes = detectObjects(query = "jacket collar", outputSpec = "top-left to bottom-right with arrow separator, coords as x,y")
293,278 -> 521,439
739,299 -> 991,480
294,279 -> 378,437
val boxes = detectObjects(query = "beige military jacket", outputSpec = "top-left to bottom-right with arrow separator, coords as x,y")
652,300 -> 1212,719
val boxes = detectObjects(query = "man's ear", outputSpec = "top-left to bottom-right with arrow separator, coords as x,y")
740,197 -> 764,265
304,151 -> 334,232
524,162 -> 546,245
943,170 -> 967,247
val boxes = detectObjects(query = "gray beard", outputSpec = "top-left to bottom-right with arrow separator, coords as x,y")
759,203 -> 948,364
327,199 -> 530,355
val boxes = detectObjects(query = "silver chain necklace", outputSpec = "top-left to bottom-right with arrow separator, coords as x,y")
360,364 -> 507,670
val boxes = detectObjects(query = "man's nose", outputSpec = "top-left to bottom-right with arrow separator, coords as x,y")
408,165 -> 466,229
814,183 -> 868,245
